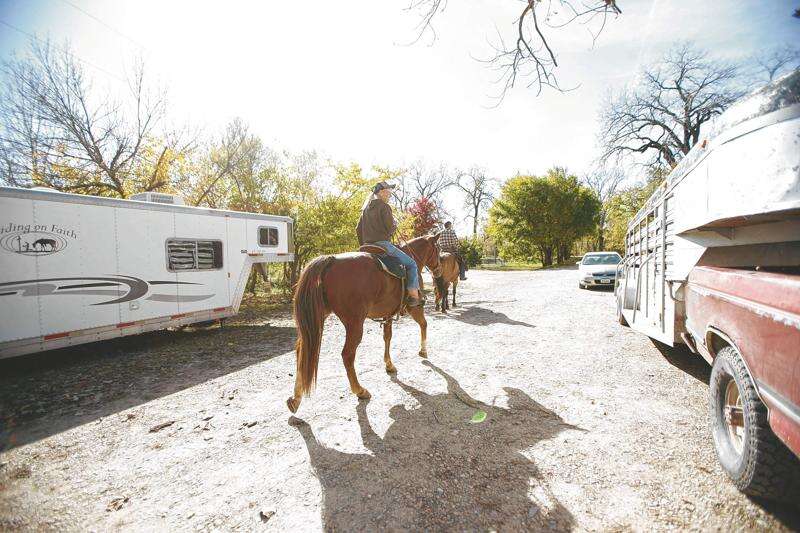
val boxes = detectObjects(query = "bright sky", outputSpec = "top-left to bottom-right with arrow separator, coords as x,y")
0,0 -> 798,230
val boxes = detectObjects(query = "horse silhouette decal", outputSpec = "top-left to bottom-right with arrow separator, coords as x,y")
0,231 -> 68,256
33,238 -> 57,251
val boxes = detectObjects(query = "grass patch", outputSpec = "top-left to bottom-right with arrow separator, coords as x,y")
475,262 -> 543,271
474,261 -> 578,271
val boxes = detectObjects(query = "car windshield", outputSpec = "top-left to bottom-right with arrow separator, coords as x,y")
582,255 -> 620,266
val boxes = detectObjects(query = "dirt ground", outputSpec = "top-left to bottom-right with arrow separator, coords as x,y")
1,267 -> 798,531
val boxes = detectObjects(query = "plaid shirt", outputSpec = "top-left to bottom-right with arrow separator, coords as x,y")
438,228 -> 459,252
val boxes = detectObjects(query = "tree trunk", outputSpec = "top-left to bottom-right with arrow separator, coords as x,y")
539,245 -> 553,267
473,205 -> 479,235
558,243 -> 571,264
597,211 -> 606,251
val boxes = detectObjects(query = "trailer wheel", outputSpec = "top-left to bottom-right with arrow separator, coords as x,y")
616,300 -> 628,326
710,346 -> 800,501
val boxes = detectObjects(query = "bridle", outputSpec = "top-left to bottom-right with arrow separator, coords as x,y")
404,239 -> 443,278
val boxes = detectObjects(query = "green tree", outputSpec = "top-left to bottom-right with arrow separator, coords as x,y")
488,168 -> 600,266
604,174 -> 664,253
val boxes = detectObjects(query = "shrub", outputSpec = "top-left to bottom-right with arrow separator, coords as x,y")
458,235 -> 484,267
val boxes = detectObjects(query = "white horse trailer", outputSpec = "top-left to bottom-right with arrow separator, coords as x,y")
615,71 -> 800,346
614,71 -> 800,499
0,187 -> 294,359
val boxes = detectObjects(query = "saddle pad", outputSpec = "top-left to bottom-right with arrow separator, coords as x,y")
373,255 -> 406,279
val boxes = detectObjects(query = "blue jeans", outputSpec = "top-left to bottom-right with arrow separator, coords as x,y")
374,241 -> 420,290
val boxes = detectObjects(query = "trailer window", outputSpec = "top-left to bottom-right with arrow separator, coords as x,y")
166,239 -> 223,271
258,226 -> 279,247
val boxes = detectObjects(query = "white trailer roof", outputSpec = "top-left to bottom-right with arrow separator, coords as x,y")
0,186 -> 292,223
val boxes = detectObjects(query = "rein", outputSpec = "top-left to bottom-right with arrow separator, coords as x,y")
402,240 -> 442,278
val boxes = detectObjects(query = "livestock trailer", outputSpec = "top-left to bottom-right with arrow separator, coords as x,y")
0,187 -> 294,359
614,71 -> 800,500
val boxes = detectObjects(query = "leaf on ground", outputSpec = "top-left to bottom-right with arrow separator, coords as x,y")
149,420 -> 176,433
470,410 -> 487,424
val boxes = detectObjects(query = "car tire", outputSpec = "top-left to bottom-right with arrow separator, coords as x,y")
709,346 -> 800,501
578,282 -> 585,289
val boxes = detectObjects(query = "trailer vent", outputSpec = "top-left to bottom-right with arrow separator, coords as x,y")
131,192 -> 185,205
167,239 -> 223,271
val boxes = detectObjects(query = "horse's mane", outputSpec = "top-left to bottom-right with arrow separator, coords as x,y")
402,235 -> 432,248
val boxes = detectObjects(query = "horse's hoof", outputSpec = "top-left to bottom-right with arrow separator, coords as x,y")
287,397 -> 300,413
385,364 -> 397,374
418,350 -> 428,359
356,388 -> 372,400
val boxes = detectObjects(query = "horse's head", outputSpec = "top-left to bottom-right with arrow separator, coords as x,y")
405,233 -> 446,295
425,233 -> 444,278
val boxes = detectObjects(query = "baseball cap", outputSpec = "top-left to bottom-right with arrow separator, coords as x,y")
373,181 -> 397,193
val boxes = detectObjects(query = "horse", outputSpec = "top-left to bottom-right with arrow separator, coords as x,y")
434,252 -> 460,313
287,234 -> 445,413
33,238 -> 56,251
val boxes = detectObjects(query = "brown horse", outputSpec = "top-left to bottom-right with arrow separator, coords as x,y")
287,235 -> 445,413
434,252 -> 460,313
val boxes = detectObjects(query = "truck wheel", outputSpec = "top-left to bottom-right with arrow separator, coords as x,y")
709,346 -> 800,501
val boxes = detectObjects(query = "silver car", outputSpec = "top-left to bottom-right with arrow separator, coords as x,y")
577,252 -> 622,289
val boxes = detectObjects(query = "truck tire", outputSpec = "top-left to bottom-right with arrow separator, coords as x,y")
709,346 -> 800,501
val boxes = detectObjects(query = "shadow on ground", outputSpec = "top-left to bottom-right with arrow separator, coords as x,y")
650,339 -> 711,383
0,323 -> 295,450
291,361 -> 580,531
433,306 -> 535,328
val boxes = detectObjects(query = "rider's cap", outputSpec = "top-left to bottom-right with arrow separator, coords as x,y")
373,181 -> 396,193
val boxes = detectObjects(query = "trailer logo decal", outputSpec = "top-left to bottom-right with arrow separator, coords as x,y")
0,276 -> 214,305
0,223 -> 77,256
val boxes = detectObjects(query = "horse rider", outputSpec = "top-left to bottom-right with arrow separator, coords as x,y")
438,221 -> 467,280
357,181 -> 424,307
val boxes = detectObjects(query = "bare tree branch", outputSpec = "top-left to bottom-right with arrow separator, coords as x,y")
598,43 -> 742,170
750,45 -> 800,83
0,38 -> 186,197
408,0 -> 622,98
455,166 -> 495,235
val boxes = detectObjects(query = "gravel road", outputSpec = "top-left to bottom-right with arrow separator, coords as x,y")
1,267 -> 798,531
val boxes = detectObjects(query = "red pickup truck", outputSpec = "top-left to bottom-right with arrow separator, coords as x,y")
685,266 -> 800,499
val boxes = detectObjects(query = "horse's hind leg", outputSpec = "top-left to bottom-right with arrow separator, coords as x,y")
287,359 -> 304,413
342,320 -> 370,399
452,280 -> 457,307
408,306 -> 428,358
383,320 -> 396,374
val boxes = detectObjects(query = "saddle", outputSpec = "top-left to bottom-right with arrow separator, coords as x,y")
359,244 -> 409,322
359,245 -> 406,280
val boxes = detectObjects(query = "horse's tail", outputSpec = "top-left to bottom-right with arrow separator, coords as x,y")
293,255 -> 335,397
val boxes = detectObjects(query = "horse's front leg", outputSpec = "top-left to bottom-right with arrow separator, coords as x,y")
383,320 -> 397,374
408,306 -> 428,358
341,319 -> 370,399
452,280 -> 457,307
